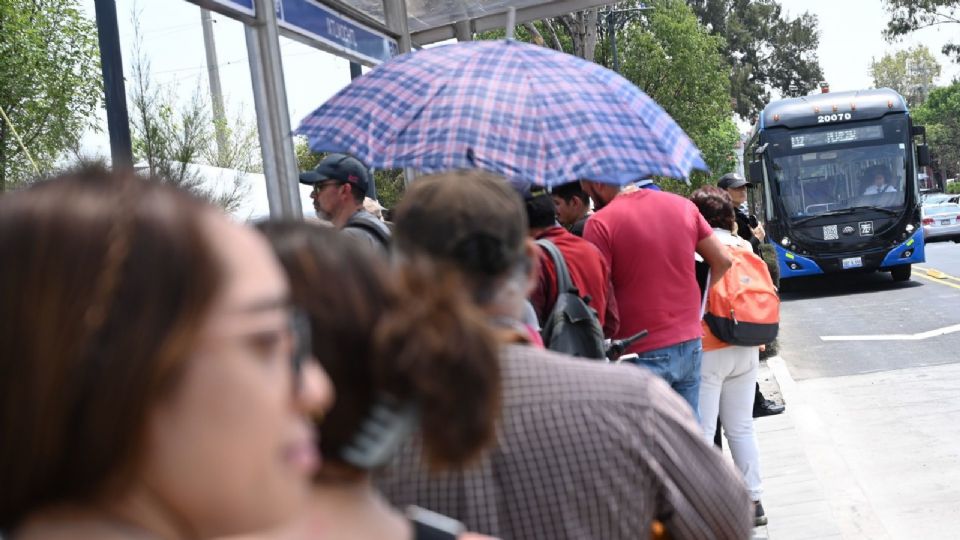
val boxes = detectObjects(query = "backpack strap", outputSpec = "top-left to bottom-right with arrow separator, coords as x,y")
536,239 -> 576,295
345,215 -> 390,248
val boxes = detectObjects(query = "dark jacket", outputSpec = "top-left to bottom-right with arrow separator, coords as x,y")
734,208 -> 761,256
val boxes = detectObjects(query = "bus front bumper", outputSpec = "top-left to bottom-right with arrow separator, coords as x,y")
775,230 -> 925,279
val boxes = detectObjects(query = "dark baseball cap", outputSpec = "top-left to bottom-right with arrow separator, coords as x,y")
299,153 -> 370,195
717,172 -> 753,190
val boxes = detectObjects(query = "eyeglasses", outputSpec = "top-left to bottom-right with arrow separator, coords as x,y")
311,180 -> 342,195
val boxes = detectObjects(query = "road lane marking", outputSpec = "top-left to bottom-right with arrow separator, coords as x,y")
820,323 -> 960,341
914,266 -> 960,290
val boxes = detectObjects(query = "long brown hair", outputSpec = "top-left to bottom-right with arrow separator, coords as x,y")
260,221 -> 502,472
0,167 -> 222,530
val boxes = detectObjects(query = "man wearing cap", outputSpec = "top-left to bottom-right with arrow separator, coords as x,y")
717,172 -> 785,418
300,153 -> 391,252
717,172 -> 764,254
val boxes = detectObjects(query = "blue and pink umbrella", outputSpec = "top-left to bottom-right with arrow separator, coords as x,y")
296,39 -> 707,187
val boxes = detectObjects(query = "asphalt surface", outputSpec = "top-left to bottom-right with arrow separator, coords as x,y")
777,240 -> 960,380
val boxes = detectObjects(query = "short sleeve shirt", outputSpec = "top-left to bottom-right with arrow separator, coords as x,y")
584,190 -> 713,353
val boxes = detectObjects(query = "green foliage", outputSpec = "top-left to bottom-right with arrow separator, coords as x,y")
946,181 -> 960,193
0,0 -> 102,190
870,45 -> 941,106
128,11 -> 251,212
614,0 -> 740,192
687,0 -> 824,121
913,82 -> 960,180
293,137 -> 406,209
883,0 -> 960,61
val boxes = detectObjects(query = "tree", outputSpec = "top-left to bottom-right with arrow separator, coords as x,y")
0,0 -> 101,191
883,0 -> 960,61
613,0 -> 740,191
128,7 -> 253,212
870,46 -> 941,106
912,82 -> 960,180
687,0 -> 824,121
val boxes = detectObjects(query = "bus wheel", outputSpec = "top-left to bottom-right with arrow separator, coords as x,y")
891,265 -> 912,282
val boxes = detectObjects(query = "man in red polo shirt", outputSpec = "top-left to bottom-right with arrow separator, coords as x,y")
525,192 -> 618,338
581,181 -> 731,416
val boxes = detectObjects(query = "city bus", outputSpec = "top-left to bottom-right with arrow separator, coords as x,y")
745,87 -> 931,285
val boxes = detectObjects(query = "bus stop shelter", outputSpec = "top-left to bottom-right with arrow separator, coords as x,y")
96,0 -> 619,217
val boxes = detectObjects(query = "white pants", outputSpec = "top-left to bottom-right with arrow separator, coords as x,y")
699,345 -> 763,501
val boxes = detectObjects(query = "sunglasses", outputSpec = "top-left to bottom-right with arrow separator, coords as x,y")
311,181 -> 342,195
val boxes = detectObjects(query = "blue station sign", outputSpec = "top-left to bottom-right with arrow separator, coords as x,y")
188,0 -> 398,65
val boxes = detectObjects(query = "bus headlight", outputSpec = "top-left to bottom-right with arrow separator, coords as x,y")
905,224 -> 915,233
781,237 -> 790,247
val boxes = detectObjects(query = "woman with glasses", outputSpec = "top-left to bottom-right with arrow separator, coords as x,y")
253,221 -> 499,540
0,168 -> 332,540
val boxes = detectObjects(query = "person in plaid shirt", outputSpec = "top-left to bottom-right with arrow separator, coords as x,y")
376,170 -> 753,540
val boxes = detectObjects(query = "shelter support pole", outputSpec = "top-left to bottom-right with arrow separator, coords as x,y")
245,0 -> 303,219
94,0 -> 133,170
455,20 -> 472,41
383,0 -> 416,186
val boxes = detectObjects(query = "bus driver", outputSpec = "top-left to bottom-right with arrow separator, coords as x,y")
863,169 -> 897,195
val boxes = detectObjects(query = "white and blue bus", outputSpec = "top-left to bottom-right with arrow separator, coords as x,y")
745,88 -> 931,284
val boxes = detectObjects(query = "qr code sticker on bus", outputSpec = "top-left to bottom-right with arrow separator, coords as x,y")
823,225 -> 839,240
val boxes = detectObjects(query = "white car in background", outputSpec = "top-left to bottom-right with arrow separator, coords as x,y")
922,201 -> 960,242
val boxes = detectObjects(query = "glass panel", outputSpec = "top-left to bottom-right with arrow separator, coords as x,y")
341,0 -> 554,33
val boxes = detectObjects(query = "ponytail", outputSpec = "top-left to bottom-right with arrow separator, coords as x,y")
374,259 -> 501,470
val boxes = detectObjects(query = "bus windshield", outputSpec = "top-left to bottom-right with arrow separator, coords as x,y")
765,116 -> 910,222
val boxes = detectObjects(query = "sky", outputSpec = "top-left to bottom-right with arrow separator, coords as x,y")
78,0 -> 960,157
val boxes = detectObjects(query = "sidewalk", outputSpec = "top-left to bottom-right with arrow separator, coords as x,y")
748,357 -> 844,540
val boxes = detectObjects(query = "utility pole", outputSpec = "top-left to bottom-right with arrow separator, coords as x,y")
201,8 -> 229,164
94,0 -> 133,170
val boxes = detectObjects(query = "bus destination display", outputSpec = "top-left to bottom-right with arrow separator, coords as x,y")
790,125 -> 884,149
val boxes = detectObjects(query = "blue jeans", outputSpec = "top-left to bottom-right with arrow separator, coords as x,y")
626,338 -> 703,419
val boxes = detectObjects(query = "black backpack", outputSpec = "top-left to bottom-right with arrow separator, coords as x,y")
536,239 -> 606,360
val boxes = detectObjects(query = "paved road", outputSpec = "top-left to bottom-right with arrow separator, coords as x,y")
763,239 -> 960,539
778,240 -> 960,380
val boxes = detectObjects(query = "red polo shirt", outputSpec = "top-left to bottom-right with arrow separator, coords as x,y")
531,226 -> 619,337
584,190 -> 713,353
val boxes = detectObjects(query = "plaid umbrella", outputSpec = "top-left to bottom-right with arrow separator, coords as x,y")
296,39 -> 707,187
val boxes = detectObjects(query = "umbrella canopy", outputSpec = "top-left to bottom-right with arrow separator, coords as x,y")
296,39 -> 707,187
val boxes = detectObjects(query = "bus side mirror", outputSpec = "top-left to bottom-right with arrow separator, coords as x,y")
749,160 -> 764,183
917,144 -> 931,167
912,125 -> 926,137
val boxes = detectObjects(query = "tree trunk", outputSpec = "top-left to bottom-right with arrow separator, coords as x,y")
0,122 -> 6,193
523,22 -> 546,46
583,9 -> 598,62
542,19 -> 564,51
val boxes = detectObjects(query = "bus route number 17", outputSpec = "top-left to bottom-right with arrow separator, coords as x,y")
818,113 -> 852,123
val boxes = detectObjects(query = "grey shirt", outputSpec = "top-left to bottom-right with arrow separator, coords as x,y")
376,345 -> 753,540
342,209 -> 391,254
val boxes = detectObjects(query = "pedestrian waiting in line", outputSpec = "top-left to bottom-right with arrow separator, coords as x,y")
524,190 -> 619,339
0,168 -> 332,540
691,186 -> 772,528
579,179 -> 732,417
299,153 -> 391,253
246,221 -> 498,540
717,172 -> 785,418
550,181 -> 593,237
376,170 -> 754,540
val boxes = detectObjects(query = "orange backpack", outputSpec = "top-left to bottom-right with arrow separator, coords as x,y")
704,244 -> 779,346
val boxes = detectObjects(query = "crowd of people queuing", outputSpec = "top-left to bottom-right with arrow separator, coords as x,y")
0,151 -> 785,539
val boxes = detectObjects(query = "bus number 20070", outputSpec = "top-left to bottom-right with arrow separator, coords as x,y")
817,113 -> 852,123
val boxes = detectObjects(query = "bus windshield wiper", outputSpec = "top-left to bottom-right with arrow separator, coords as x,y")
792,205 -> 900,226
